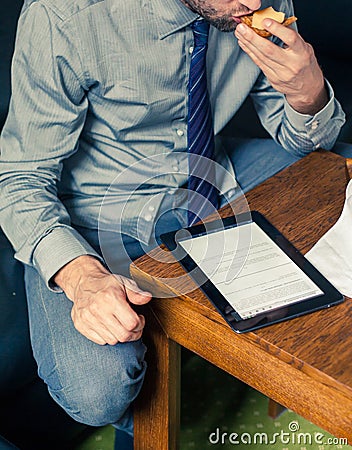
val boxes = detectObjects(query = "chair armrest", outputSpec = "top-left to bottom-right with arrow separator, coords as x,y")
346,158 -> 352,180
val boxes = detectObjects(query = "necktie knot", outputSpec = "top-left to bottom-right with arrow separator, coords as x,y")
190,19 -> 210,47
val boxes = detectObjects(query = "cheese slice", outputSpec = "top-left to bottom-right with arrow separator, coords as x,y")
252,7 -> 285,30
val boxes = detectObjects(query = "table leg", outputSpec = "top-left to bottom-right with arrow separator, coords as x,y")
134,306 -> 181,450
268,399 -> 286,419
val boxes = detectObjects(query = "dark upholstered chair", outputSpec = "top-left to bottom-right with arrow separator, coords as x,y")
0,0 -> 89,448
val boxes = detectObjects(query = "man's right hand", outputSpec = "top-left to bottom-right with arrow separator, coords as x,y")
53,255 -> 152,345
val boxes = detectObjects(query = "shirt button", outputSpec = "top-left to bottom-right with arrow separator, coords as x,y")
189,46 -> 194,54
311,120 -> 319,130
144,214 -> 153,222
172,165 -> 179,172
176,129 -> 184,137
148,205 -> 155,212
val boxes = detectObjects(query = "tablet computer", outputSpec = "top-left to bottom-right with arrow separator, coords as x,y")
160,211 -> 344,333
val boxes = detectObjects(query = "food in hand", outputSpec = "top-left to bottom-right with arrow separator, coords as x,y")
240,6 -> 297,37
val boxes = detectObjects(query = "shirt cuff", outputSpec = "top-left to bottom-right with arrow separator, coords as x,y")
284,79 -> 335,135
32,226 -> 104,292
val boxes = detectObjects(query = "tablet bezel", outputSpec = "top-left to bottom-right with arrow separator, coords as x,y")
160,211 -> 344,333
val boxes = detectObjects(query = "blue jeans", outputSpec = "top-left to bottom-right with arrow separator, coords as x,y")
24,138 -> 352,435
24,211 -> 185,436
25,262 -> 146,433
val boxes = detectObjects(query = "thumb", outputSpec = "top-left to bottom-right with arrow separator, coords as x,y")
121,276 -> 152,305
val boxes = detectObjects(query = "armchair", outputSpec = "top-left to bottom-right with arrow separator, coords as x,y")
0,0 -> 89,448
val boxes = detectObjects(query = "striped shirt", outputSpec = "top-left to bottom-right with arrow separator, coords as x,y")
0,0 -> 345,286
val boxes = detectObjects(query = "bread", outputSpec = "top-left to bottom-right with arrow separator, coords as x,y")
240,7 -> 297,38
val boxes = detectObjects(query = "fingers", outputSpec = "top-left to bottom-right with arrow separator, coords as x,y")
260,18 -> 301,49
108,275 -> 151,332
72,300 -> 145,345
234,19 -> 320,107
76,324 -> 144,346
70,274 -> 151,345
235,21 -> 303,66
235,28 -> 279,77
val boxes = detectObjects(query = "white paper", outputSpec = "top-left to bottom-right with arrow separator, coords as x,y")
306,180 -> 352,298
180,222 -> 323,319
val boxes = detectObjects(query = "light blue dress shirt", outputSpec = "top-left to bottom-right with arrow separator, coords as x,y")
0,0 -> 345,286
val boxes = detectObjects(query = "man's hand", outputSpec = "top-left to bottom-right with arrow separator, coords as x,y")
235,19 -> 328,115
54,255 -> 152,345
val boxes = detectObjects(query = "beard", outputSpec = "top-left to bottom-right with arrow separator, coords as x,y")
181,0 -> 250,32
209,14 -> 238,32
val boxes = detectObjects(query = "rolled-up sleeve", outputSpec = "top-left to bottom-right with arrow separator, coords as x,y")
282,80 -> 346,153
0,3 -> 102,288
251,74 -> 346,158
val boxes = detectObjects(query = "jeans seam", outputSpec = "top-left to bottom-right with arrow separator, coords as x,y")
37,274 -> 71,406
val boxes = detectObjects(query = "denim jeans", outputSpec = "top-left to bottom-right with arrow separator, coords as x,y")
24,199 -> 186,435
23,138 -> 352,435
25,262 -> 146,434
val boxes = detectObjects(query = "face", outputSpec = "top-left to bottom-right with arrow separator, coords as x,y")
180,0 -> 261,32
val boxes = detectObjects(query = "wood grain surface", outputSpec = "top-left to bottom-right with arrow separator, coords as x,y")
131,151 -> 352,448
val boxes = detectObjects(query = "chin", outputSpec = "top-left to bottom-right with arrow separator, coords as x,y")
207,17 -> 237,32
212,22 -> 237,32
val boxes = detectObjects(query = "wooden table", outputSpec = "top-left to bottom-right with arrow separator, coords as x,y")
130,151 -> 352,449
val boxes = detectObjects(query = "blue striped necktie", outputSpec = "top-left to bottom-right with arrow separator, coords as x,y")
187,19 -> 219,226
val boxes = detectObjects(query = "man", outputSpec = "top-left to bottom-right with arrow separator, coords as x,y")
0,0 -> 347,447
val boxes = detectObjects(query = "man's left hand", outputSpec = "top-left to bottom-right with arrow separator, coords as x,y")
235,19 -> 328,115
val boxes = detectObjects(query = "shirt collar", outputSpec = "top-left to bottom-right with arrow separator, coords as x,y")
151,0 -> 199,39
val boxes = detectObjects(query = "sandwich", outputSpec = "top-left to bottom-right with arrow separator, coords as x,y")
240,6 -> 297,37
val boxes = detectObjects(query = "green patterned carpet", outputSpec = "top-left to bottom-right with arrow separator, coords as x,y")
75,350 -> 351,450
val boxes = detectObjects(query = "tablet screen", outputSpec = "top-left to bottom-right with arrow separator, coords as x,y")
161,211 -> 343,332
178,221 -> 323,319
